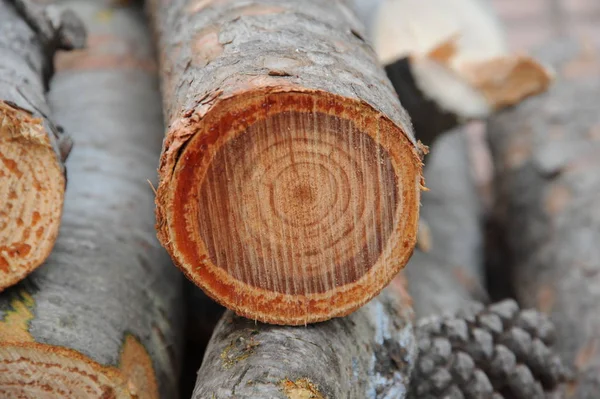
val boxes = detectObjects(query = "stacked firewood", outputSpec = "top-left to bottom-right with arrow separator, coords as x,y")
0,0 -> 596,398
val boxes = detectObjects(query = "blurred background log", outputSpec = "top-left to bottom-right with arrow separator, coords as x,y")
148,0 -> 423,325
404,129 -> 487,318
488,37 -> 600,398
0,2 -> 183,397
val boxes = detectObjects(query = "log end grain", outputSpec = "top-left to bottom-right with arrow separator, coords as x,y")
0,101 -> 64,290
156,89 -> 422,325
0,291 -> 158,399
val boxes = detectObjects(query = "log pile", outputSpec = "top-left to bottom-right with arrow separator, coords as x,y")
0,0 -> 590,398
0,1 -> 183,397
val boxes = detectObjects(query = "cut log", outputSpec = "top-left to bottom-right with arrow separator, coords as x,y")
405,129 -> 487,318
192,274 -> 416,398
0,2 -> 183,398
350,0 -> 553,144
0,0 -> 83,290
148,0 -> 424,325
487,38 -> 600,398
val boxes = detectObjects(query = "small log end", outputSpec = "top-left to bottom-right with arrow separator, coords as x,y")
0,101 -> 65,290
156,89 -> 422,324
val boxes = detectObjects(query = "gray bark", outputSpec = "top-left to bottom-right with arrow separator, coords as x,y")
192,278 -> 416,399
405,129 -> 487,318
0,2 -> 183,398
487,38 -> 600,398
0,0 -> 81,289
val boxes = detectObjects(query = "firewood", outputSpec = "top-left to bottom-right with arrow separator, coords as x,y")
350,0 -> 553,144
0,0 -> 83,290
192,274 -> 416,399
148,0 -> 424,325
180,282 -> 225,397
0,2 -> 183,397
405,129 -> 487,318
188,130 -> 478,398
487,38 -> 600,398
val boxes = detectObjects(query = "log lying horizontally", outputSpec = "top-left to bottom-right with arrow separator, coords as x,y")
149,0 -> 424,325
0,0 -> 83,290
487,38 -> 600,398
0,2 -> 183,397
192,274 -> 416,398
350,0 -> 553,145
404,129 -> 487,318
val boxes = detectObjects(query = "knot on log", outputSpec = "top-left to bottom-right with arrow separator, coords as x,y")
409,299 -> 570,399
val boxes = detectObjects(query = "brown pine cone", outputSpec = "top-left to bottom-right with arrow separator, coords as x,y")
408,300 -> 569,399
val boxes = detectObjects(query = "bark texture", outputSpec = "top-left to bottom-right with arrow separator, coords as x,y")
149,0 -> 424,325
405,129 -> 487,318
0,2 -> 183,398
192,274 -> 416,399
0,0 -> 83,290
350,0 -> 552,145
487,38 -> 600,398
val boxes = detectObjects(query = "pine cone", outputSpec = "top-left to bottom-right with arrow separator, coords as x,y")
409,300 -> 569,399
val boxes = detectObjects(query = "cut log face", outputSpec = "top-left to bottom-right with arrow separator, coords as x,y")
0,0 -> 75,290
196,104 -> 400,295
0,2 -> 183,398
149,0 -> 423,324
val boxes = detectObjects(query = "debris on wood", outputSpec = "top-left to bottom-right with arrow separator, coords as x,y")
351,0 -> 553,144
